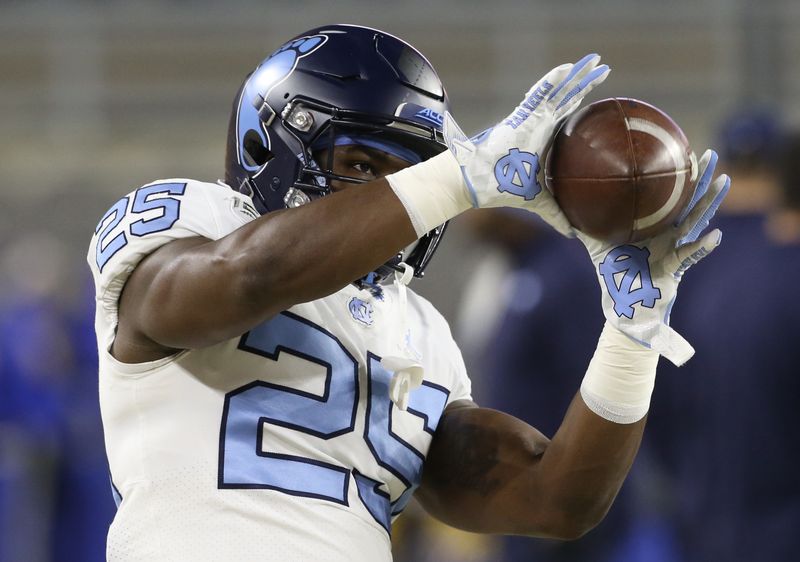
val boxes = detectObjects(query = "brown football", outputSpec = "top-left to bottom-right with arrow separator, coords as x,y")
545,98 -> 695,243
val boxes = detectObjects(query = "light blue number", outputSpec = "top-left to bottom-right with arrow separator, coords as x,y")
219,312 -> 358,504
362,355 -> 449,527
95,196 -> 129,272
130,183 -> 186,237
353,470 -> 392,530
94,182 -> 187,271
220,312 -> 450,531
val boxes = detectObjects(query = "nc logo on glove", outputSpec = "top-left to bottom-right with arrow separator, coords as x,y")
599,245 -> 662,319
494,148 -> 541,201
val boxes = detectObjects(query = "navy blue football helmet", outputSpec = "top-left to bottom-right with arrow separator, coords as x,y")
225,24 -> 451,282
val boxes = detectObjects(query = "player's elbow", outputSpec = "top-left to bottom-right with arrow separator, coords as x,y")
529,495 -> 611,541
546,509 -> 605,541
528,512 -> 600,541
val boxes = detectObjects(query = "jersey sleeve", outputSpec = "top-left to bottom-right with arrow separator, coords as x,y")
87,179 -> 259,327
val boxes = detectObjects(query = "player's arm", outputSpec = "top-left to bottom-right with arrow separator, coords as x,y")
116,56 -> 609,362
415,396 -> 644,540
416,318 -> 656,540
115,176 -> 419,360
416,136 -> 731,539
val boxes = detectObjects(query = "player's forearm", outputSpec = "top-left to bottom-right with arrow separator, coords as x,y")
523,323 -> 658,535
219,178 -> 417,312
522,321 -> 660,534
419,323 -> 658,538
531,394 -> 646,535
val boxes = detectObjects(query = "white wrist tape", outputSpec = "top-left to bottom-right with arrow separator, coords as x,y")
580,322 -> 660,424
386,150 -> 472,237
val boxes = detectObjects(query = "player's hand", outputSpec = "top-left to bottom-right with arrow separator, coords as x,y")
576,150 -> 730,365
442,54 -> 610,236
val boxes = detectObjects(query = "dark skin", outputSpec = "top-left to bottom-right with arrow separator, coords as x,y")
114,144 -> 646,540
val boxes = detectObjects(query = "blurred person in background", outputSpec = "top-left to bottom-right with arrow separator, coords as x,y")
0,234 -> 113,562
458,209 -> 600,444
646,111 -> 800,562
767,130 -> 800,242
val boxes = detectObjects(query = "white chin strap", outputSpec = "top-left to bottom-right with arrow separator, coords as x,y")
382,263 -> 424,410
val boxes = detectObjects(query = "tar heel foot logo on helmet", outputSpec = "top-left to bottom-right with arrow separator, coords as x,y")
236,34 -> 328,174
494,148 -> 542,201
599,245 -> 662,319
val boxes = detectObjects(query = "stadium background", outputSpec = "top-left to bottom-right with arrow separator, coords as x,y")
1,1 -> 797,561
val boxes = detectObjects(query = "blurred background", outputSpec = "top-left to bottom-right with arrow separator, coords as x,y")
1,0 -> 799,560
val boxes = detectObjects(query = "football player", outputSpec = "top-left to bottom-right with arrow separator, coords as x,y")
88,24 -> 730,561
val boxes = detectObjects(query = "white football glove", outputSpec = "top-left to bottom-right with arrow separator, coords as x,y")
577,149 -> 731,366
443,54 -> 610,236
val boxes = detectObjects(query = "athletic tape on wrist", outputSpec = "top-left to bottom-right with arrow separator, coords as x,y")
580,322 -> 660,424
385,151 -> 472,237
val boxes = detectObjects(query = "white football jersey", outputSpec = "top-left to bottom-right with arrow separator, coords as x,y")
87,179 -> 472,562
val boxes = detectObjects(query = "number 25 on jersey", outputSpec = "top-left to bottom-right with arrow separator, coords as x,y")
94,182 -> 186,271
219,312 -> 449,532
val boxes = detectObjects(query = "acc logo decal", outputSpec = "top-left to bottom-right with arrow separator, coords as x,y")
414,107 -> 444,126
494,148 -> 541,200
348,297 -> 374,326
599,245 -> 661,319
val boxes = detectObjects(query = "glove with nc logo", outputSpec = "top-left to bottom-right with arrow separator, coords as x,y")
578,150 -> 731,365
443,54 -> 610,236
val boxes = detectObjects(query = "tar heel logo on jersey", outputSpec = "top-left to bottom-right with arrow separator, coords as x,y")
348,297 -> 374,327
599,245 -> 662,319
494,148 -> 541,201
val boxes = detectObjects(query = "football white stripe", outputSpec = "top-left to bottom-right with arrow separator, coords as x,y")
626,117 -> 686,230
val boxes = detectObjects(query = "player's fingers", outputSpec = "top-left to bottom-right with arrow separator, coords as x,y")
538,62 -> 575,100
671,228 -> 722,278
547,54 -> 600,102
675,149 -> 717,225
554,65 -> 610,117
676,174 -> 730,245
508,63 -> 572,127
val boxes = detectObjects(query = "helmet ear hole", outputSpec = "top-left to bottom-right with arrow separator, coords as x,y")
243,129 -> 272,167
